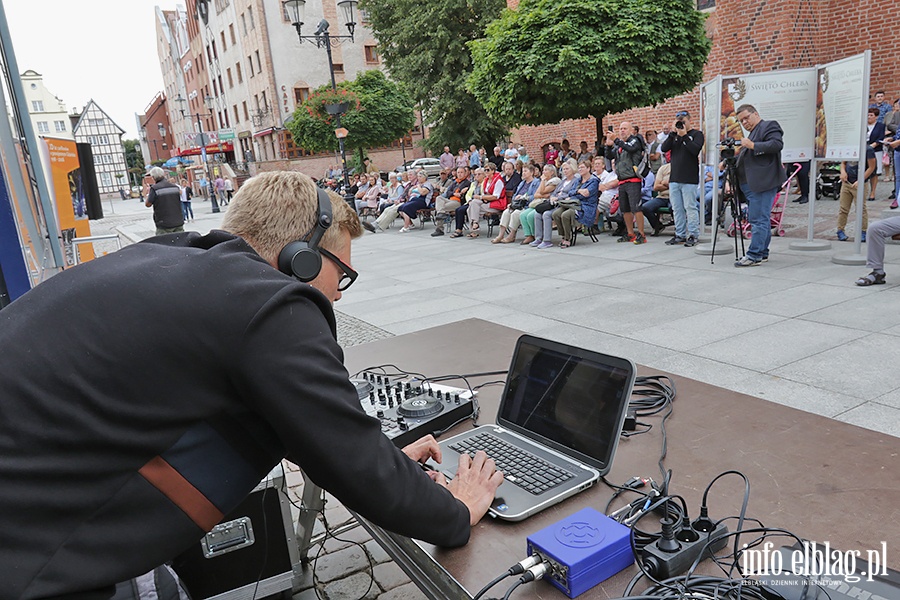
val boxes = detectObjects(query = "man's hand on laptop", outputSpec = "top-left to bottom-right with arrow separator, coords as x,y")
401,434 -> 442,465
445,451 -> 504,525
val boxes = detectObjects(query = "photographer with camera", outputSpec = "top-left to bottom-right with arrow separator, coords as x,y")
660,110 -> 704,247
732,104 -> 786,267
605,121 -> 648,244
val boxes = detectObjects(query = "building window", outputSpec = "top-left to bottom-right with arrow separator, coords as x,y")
261,91 -> 268,111
332,63 -> 344,73
32,100 -> 44,112
255,50 -> 262,74
227,68 -> 233,88
99,135 -> 109,144
89,118 -> 104,126
220,31 -> 227,51
697,0 -> 715,8
54,120 -> 66,132
294,87 -> 309,105
100,172 -> 112,187
240,13 -> 247,35
248,7 -> 255,29
218,75 -> 224,95
248,56 -> 254,78
212,41 -> 218,60
364,45 -> 379,63
37,121 -> 49,133
233,105 -> 240,123
243,101 -> 249,121
236,62 -> 243,83
213,79 -> 218,95
229,24 -> 236,44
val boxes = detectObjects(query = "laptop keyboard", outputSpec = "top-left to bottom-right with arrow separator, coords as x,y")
448,432 -> 574,495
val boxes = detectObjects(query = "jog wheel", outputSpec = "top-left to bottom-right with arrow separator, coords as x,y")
398,397 -> 444,418
350,378 -> 374,401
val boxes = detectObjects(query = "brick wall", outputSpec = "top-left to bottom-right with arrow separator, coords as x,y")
510,0 -> 897,161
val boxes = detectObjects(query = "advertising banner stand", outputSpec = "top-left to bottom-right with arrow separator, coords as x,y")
695,76 -> 732,256
825,51 -> 870,266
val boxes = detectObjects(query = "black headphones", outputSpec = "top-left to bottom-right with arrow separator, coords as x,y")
277,187 -> 333,282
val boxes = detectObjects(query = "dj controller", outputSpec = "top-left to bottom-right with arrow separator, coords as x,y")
351,372 -> 476,448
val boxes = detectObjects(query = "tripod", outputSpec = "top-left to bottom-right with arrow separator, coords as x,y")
710,140 -> 746,264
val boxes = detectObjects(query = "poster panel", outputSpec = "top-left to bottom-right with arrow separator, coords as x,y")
701,78 -> 722,164
721,68 -> 817,161
43,138 -> 93,267
814,53 -> 866,159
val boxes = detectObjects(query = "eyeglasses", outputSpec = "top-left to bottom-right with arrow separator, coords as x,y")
675,111 -> 689,118
319,248 -> 358,291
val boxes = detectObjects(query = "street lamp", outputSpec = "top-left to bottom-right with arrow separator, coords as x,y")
157,123 -> 167,157
174,94 -> 219,213
283,0 -> 357,200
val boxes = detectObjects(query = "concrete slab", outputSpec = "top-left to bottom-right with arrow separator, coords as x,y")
693,319 -> 866,373
732,282 -> 871,318
646,353 -> 758,391
834,402 -> 900,437
872,387 -> 900,409
768,334 -> 900,400
529,321 -> 677,367
631,307 -> 784,352
798,288 -> 900,332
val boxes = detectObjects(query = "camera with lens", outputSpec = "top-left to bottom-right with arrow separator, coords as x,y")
718,137 -> 742,159
675,121 -> 685,130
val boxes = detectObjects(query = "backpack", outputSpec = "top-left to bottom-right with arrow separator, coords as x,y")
634,136 -> 651,179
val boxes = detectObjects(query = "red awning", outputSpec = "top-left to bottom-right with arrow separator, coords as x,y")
178,141 -> 234,157
253,127 -> 276,138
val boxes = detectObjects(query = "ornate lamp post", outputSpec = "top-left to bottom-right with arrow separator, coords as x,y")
174,94 -> 219,213
283,0 -> 357,201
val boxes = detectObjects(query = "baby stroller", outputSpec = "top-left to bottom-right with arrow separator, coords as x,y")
816,162 -> 842,200
728,163 -> 803,239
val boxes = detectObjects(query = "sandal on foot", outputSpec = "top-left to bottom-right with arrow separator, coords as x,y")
449,230 -> 464,238
467,231 -> 480,238
855,271 -> 885,286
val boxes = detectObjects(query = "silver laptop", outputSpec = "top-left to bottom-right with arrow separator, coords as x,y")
432,335 -> 635,521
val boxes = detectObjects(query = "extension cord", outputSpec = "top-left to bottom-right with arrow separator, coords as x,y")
641,521 -> 729,580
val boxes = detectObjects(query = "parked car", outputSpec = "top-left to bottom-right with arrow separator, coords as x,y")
395,157 -> 442,178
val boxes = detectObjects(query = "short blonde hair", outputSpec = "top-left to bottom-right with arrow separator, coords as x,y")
222,171 -> 362,265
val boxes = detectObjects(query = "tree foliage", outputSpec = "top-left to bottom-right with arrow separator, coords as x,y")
286,70 -> 415,157
360,0 -> 509,153
468,0 -> 711,127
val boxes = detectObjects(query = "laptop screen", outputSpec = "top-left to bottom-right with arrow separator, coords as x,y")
497,335 -> 635,473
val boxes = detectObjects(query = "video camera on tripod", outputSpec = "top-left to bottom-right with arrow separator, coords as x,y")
710,137 -> 747,262
717,137 -> 742,159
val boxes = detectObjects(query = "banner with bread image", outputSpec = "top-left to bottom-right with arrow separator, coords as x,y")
719,69 -> 816,162
815,53 -> 867,160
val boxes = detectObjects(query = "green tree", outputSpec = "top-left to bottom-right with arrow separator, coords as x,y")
360,0 -> 509,153
468,0 -> 711,135
286,70 -> 415,165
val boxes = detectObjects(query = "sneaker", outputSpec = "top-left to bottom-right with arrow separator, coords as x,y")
361,221 -> 376,233
399,226 -> 410,233
430,228 -> 444,237
891,200 -> 898,209
529,240 -> 542,247
734,256 -> 762,267
537,241 -> 554,249
683,235 -> 698,247
836,229 -> 848,242
796,196 -> 808,205
761,256 -> 769,263
651,224 -> 666,237
633,233 -> 647,245
665,236 -> 686,246
617,234 -> 636,243
861,230 -> 867,243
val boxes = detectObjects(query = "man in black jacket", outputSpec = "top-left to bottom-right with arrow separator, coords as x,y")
660,110 -> 704,247
0,171 -> 502,600
733,105 -> 786,267
144,166 -> 184,235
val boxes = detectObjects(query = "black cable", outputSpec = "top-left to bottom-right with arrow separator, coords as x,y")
472,572 -> 512,600
501,578 -> 525,600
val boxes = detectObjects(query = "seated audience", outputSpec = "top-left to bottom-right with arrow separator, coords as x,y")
450,168 -> 485,238
455,148 -> 469,169
356,173 -> 383,213
493,163 -> 540,243
432,167 -> 471,237
594,157 -> 619,228
466,162 -> 506,238
533,159 -> 578,249
520,164 -> 560,246
554,161 -> 598,248
398,171 -> 436,233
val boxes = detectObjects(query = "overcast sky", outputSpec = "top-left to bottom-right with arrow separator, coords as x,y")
4,0 -> 174,140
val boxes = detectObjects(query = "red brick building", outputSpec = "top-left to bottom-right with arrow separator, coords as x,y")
509,0 -> 897,159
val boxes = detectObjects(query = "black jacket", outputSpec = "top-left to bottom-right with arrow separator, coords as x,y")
736,119 -> 786,193
0,232 -> 470,600
660,129 -> 704,184
146,180 -> 184,228
604,135 -> 645,182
